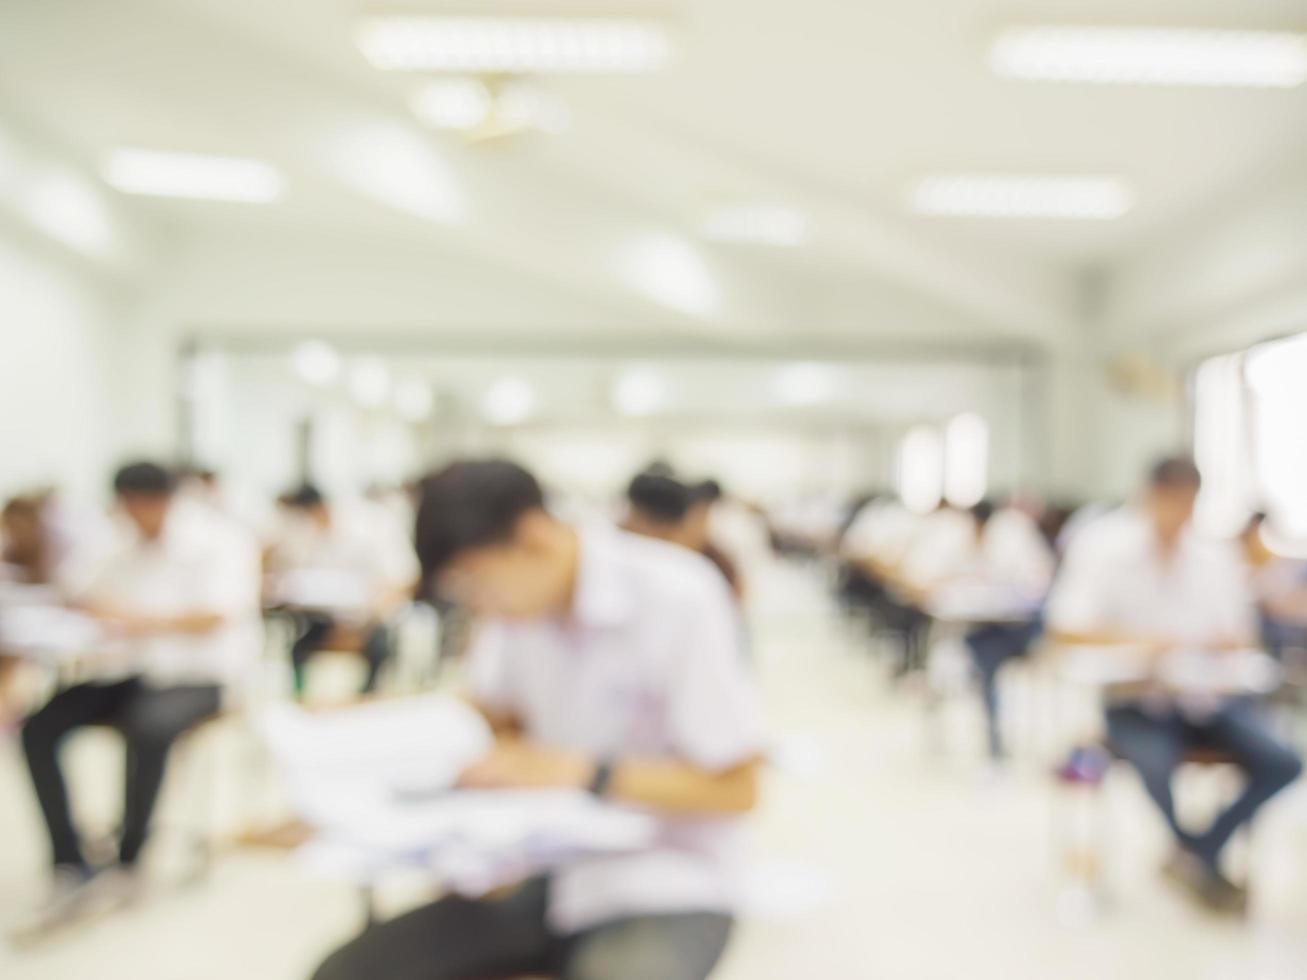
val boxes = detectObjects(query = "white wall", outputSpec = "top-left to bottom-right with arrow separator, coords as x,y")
0,228 -> 133,502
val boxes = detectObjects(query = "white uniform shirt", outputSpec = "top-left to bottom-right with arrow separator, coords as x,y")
1046,507 -> 1254,646
466,526 -> 763,933
79,508 -> 261,693
267,504 -> 418,615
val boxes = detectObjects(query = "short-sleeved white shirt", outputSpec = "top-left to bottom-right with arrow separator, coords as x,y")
1046,507 -> 1255,645
78,506 -> 262,692
466,525 -> 763,933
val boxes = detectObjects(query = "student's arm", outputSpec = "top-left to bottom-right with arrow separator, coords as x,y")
461,741 -> 759,814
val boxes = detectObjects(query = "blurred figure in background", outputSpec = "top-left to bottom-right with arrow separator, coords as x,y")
1238,511 -> 1307,663
910,499 -> 1054,760
311,459 -> 760,980
18,462 -> 260,932
1047,456 -> 1301,912
266,484 -> 418,697
623,472 -> 742,600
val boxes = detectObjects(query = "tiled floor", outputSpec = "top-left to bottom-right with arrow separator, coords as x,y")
3,562 -> 1306,979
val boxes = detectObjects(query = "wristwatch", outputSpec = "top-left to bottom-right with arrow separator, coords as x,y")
588,758 -> 616,798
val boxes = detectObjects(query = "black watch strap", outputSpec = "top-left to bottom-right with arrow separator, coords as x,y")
588,759 -> 615,797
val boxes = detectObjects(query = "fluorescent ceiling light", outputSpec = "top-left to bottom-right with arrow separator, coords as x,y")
482,377 -> 536,426
321,123 -> 464,224
358,16 -> 672,73
701,205 -> 808,246
612,368 -> 668,417
24,172 -> 115,256
349,357 -> 391,408
102,148 -> 283,202
911,175 -> 1133,220
991,26 -> 1307,88
291,341 -> 341,387
615,232 -> 721,318
394,379 -> 435,421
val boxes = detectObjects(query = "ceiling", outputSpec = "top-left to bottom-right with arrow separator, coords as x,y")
3,0 -> 1306,353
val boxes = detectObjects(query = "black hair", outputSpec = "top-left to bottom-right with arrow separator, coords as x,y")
969,499 -> 997,528
282,484 -> 326,510
112,461 -> 177,497
691,479 -> 723,505
1148,455 -> 1202,490
414,459 -> 546,591
627,472 -> 692,524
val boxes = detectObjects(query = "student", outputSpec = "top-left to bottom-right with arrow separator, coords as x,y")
19,462 -> 260,928
311,459 -> 761,980
266,484 -> 418,696
623,472 -> 742,600
1046,456 -> 1301,912
1238,511 -> 1307,661
957,502 -> 1052,759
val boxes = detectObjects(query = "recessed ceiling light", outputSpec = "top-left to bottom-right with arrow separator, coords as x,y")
774,363 -> 834,406
102,148 -> 284,202
990,26 -> 1307,88
358,16 -> 672,73
394,379 -> 435,421
411,78 -> 494,130
612,368 -> 669,417
910,175 -> 1133,220
482,377 -> 536,426
24,172 -> 116,256
348,357 -> 391,408
701,205 -> 809,246
291,341 -> 342,387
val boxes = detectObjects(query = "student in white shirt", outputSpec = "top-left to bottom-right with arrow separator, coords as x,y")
914,500 -> 1054,759
1046,457 -> 1301,912
19,462 -> 260,926
266,485 -> 418,696
310,459 -> 762,980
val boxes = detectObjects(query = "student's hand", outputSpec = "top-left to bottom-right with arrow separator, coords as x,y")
459,739 -> 594,791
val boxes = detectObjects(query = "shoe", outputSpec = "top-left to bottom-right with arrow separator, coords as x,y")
1161,850 -> 1248,916
84,864 -> 146,912
8,865 -> 98,944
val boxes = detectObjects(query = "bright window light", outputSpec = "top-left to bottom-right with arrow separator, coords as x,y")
102,148 -> 284,202
944,413 -> 989,508
615,232 -> 721,317
23,171 -> 115,256
482,377 -> 536,426
348,357 -> 391,409
358,16 -> 672,73
897,426 -> 944,515
394,379 -> 435,421
1193,353 -> 1255,537
701,205 -> 809,246
991,26 -> 1307,89
774,363 -> 834,406
291,341 -> 342,387
1246,334 -> 1307,538
612,368 -> 668,417
911,175 -> 1133,220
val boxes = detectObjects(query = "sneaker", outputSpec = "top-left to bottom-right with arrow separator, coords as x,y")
1161,850 -> 1248,916
8,865 -> 98,944
83,864 -> 146,913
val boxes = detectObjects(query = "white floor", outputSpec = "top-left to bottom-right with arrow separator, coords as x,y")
3,562 -> 1307,979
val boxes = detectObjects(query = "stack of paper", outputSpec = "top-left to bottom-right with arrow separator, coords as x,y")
257,696 -> 656,895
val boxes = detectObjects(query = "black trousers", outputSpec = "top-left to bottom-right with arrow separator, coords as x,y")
311,878 -> 733,980
1106,700 -> 1302,869
290,612 -> 392,695
21,677 -> 221,868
